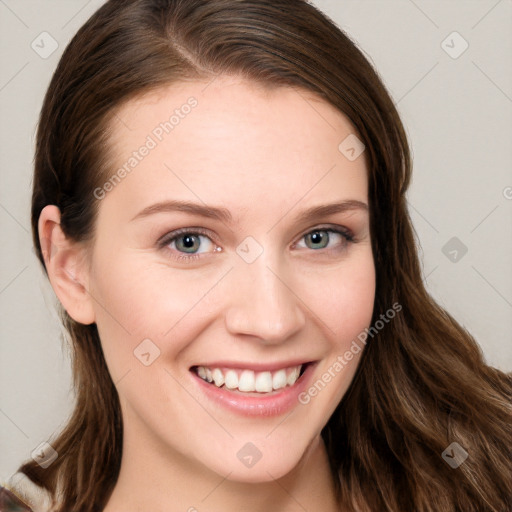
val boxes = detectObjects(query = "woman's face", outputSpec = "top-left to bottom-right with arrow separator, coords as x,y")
85,76 -> 375,482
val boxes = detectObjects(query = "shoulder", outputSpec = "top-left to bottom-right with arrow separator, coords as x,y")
1,472 -> 55,512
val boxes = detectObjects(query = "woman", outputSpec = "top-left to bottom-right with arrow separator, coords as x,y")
3,0 -> 511,510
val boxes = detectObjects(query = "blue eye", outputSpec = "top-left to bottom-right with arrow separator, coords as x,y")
158,225 -> 355,263
172,233 -> 211,254
158,228 -> 216,262
297,228 -> 354,251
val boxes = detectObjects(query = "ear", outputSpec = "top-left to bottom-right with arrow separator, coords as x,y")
38,205 -> 96,325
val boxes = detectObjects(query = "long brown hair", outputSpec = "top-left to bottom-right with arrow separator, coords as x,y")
22,0 -> 511,510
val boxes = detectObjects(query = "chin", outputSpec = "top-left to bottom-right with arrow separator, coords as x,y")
198,434 -> 316,484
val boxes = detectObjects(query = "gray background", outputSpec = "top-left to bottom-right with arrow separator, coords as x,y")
1,0 -> 511,481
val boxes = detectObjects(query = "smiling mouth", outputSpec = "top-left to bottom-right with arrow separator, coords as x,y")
190,363 -> 310,394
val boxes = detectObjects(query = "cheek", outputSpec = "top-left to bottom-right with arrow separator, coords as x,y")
89,252 -> 225,371
297,258 -> 375,415
309,253 -> 376,341
89,258 -> 187,410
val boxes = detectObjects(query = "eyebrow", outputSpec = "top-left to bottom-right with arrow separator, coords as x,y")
131,199 -> 368,224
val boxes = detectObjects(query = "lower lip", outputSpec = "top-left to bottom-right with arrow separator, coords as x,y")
190,363 -> 317,417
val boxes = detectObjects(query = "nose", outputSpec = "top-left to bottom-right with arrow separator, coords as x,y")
224,254 -> 306,344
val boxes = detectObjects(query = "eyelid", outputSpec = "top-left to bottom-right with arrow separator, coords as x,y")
157,226 -> 217,248
293,223 -> 356,246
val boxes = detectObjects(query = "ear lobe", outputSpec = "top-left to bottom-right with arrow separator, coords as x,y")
38,205 -> 96,325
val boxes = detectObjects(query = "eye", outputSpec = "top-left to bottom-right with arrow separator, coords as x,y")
157,227 -> 219,262
294,226 -> 355,253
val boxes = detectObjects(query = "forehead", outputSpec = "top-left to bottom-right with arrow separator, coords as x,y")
102,76 -> 368,223
109,75 -> 365,163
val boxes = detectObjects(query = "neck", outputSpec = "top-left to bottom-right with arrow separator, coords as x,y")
103,424 -> 340,512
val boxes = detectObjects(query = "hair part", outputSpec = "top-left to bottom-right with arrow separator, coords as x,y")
24,1 -> 512,510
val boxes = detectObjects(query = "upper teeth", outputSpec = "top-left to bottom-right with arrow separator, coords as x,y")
195,365 -> 303,393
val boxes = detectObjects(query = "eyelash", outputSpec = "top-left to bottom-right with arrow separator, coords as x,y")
157,225 -> 357,263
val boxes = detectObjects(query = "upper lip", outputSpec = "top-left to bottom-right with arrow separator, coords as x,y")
190,359 -> 316,372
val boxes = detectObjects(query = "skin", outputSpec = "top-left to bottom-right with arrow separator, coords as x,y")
39,76 -> 375,512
